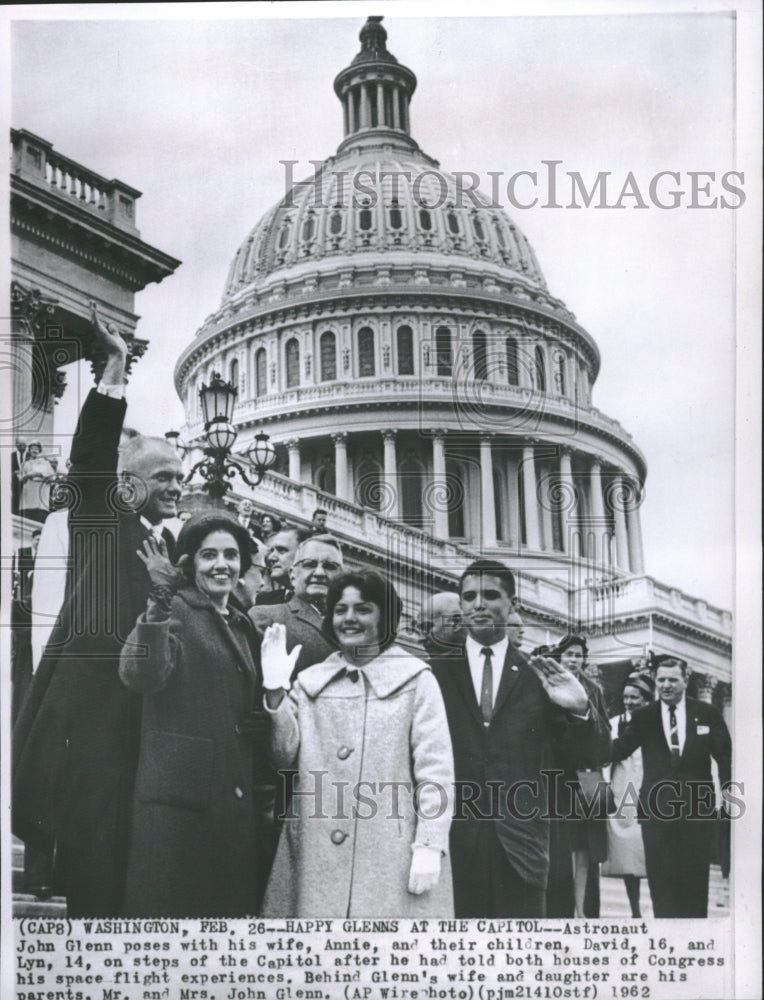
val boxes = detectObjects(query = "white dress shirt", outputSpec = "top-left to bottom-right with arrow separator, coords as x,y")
465,634 -> 509,708
660,696 -> 687,754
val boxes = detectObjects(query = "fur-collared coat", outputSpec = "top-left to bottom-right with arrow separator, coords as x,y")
262,646 -> 455,918
119,588 -> 266,918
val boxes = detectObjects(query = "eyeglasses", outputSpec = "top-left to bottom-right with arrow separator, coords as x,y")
293,559 -> 342,573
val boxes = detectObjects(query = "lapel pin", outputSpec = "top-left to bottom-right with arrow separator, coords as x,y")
511,664 -> 518,672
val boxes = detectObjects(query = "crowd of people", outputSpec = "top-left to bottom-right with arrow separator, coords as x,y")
11,305 -> 733,921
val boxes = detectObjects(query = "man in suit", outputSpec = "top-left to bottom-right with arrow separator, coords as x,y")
11,530 -> 40,722
431,558 -> 610,918
255,525 -> 311,605
250,535 -> 344,674
13,302 -> 184,917
612,654 -> 732,917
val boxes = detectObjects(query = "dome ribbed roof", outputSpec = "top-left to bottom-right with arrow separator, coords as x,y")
222,148 -> 547,302
221,17 -> 547,305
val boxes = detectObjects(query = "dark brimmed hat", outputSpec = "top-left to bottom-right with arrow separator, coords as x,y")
624,671 -> 655,700
175,509 -> 252,574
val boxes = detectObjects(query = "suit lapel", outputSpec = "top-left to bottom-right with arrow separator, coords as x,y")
290,597 -> 323,633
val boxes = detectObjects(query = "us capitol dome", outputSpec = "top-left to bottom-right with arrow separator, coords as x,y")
174,17 -> 731,694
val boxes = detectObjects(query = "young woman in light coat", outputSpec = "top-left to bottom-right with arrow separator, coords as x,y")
261,570 -> 455,917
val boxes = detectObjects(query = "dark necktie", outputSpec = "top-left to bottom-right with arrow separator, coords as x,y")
480,647 -> 493,726
669,705 -> 680,765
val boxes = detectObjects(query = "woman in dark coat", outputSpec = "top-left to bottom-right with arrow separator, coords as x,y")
119,510 -> 268,918
551,635 -> 611,918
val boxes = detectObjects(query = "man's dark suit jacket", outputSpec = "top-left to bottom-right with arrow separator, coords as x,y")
249,595 -> 335,674
612,697 -> 731,817
611,696 -> 731,917
12,389 -> 174,913
432,643 -> 611,904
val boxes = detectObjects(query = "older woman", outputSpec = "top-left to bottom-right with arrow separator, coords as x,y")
602,671 -> 655,917
119,510 -> 269,917
261,569 -> 454,917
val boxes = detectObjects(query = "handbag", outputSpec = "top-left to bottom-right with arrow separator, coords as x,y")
575,768 -> 617,816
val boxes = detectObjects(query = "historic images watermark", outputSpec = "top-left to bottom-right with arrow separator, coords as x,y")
281,160 -> 747,211
277,770 -> 745,823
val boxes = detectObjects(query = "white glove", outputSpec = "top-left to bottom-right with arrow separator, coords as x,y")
407,845 -> 441,895
261,623 -> 302,690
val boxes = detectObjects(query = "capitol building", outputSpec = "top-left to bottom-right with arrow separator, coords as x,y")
173,17 -> 731,709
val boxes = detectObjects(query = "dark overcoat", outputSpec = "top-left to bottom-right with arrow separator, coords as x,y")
250,595 -> 335,675
119,588 -> 266,918
12,389 -> 173,913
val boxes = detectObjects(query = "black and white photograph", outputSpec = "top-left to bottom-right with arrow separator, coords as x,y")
1,2 -> 760,998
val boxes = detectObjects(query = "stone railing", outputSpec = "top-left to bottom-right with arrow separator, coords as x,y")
185,377 -> 636,450
579,574 -> 732,637
11,128 -> 140,234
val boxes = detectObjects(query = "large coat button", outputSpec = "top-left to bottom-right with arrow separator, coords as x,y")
330,830 -> 348,845
234,786 -> 244,799
337,745 -> 353,760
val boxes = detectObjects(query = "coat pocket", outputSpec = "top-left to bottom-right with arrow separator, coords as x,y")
137,730 -> 214,811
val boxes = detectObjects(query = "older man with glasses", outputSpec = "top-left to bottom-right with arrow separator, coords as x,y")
250,534 -> 344,677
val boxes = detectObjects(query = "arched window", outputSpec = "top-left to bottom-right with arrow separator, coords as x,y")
255,348 -> 267,396
397,326 -> 414,376
534,345 -> 546,392
278,219 -> 291,250
320,331 -> 337,382
506,336 -> 519,386
555,351 -> 567,396
472,330 -> 488,380
472,215 -> 485,241
494,219 -> 507,249
329,208 -> 343,235
400,451 -> 424,524
359,207 -> 373,231
435,327 -> 452,377
389,203 -> 403,229
285,338 -> 300,388
229,358 -> 239,393
358,327 -> 375,377
356,453 -> 383,510
302,215 -> 315,242
419,208 -> 432,231
447,210 -> 460,235
316,456 -> 336,495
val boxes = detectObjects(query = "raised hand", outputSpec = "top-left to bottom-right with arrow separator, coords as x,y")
261,622 -> 301,691
136,536 -> 186,593
528,655 -> 589,714
90,300 -> 127,358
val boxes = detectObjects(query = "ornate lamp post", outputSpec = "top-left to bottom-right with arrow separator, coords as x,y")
186,372 -> 277,500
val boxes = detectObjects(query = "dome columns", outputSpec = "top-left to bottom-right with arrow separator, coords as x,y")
480,433 -> 498,548
431,430 -> 449,539
332,432 -> 350,502
382,429 -> 399,518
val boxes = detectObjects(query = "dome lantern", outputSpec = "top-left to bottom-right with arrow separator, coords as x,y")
333,16 -> 418,154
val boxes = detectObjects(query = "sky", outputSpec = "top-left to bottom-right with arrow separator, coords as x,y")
4,1 -> 754,610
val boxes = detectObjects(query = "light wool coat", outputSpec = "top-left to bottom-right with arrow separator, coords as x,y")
263,646 -> 455,918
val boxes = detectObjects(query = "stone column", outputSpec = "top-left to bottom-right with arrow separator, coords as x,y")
382,429 -> 399,518
376,82 -> 385,127
506,459 -> 521,548
332,432 -> 349,502
626,477 -> 646,574
392,86 -> 401,129
612,472 -> 631,572
479,434 -> 497,548
360,84 -> 371,128
589,457 -> 607,564
522,443 -> 541,550
559,449 -> 580,556
286,439 -> 301,482
431,430 -> 449,539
